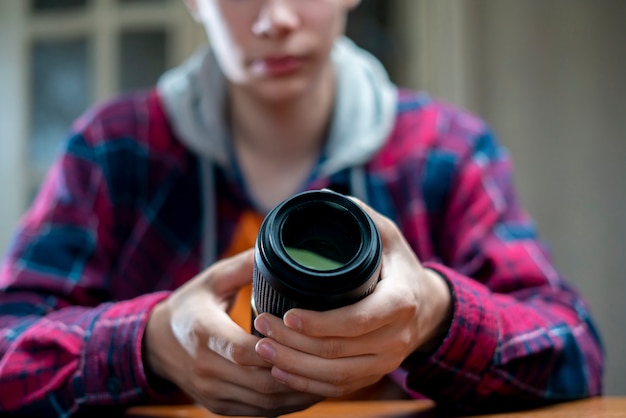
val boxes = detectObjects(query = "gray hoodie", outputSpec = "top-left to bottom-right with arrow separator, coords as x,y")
157,36 -> 397,265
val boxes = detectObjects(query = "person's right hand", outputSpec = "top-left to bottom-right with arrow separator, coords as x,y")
143,250 -> 323,416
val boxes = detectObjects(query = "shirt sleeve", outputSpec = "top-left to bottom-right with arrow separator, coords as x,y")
402,128 -> 604,412
0,133 -> 176,415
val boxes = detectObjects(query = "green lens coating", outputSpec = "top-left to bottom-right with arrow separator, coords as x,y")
285,246 -> 344,271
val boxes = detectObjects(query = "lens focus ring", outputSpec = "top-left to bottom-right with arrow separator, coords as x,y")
251,190 -> 382,337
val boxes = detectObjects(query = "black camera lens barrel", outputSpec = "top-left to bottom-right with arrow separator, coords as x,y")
252,190 -> 382,334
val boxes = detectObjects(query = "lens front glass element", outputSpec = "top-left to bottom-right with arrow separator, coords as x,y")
284,245 -> 344,271
281,202 -> 360,271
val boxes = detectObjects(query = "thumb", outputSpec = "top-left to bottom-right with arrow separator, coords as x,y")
347,196 -> 403,252
206,249 -> 255,296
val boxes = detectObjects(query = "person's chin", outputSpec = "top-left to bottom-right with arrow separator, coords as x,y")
252,77 -> 313,104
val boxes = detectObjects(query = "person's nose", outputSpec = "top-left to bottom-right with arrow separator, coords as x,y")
252,0 -> 300,39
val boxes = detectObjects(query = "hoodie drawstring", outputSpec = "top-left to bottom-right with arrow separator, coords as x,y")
201,160 -> 217,268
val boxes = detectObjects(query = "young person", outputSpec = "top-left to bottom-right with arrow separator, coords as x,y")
0,0 -> 603,416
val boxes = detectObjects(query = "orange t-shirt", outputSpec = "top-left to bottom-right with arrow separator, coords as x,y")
222,210 -> 264,332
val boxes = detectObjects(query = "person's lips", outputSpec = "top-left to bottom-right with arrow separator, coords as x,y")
251,55 -> 305,77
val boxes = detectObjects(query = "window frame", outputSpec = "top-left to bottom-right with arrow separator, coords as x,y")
0,0 -> 204,255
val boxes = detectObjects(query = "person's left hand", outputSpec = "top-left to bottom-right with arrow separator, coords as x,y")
253,198 -> 453,398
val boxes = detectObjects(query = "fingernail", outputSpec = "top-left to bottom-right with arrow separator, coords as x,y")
254,316 -> 270,336
272,367 -> 289,384
255,340 -> 276,362
284,312 -> 301,331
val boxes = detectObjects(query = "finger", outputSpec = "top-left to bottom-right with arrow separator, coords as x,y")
190,378 -> 322,417
168,294 -> 266,367
202,397 -> 320,418
255,338 -> 387,387
206,309 -> 269,367
256,313 -> 410,364
345,196 -> 416,259
281,290 -> 396,338
206,249 -> 255,295
192,360 -> 295,397
187,354 -> 325,415
271,367 -> 379,399
254,313 -> 372,358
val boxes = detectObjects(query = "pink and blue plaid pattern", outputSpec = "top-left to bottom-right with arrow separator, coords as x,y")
0,89 -> 603,415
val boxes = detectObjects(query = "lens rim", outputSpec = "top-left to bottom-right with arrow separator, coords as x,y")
279,200 -> 362,272
255,190 -> 382,307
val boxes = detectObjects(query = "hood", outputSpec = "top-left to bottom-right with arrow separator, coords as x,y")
157,36 -> 398,178
157,37 -> 397,267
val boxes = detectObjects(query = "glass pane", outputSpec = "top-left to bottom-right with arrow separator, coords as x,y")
30,39 -> 91,173
32,0 -> 87,12
119,30 -> 167,92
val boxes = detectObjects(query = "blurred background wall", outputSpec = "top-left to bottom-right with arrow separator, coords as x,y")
390,0 -> 626,396
1,0 -> 624,395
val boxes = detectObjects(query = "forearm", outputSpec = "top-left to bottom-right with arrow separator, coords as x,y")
0,291 -> 173,415
402,263 -> 603,412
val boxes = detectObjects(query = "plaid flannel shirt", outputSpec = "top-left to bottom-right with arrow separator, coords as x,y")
0,89 -> 603,415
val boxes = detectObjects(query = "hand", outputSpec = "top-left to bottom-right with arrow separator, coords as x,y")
253,199 -> 453,398
144,250 -> 324,416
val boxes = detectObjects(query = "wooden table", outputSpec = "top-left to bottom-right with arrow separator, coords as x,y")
126,397 -> 626,417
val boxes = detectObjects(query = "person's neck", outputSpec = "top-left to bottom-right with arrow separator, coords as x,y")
227,66 -> 336,210
228,68 -> 335,165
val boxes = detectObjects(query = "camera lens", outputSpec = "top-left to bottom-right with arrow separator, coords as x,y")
252,190 -> 382,336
